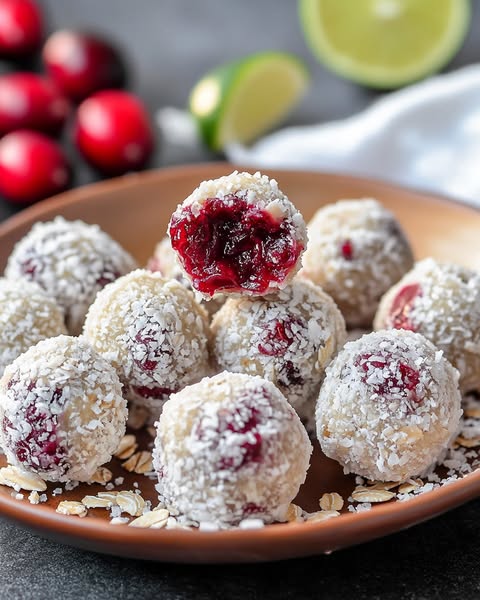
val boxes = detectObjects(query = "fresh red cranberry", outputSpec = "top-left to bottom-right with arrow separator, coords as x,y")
258,317 -> 305,356
389,283 -> 421,331
2,385 -> 67,472
356,352 -> 421,403
42,30 -> 126,102
169,196 -> 303,296
0,0 -> 43,59
73,90 -> 154,175
0,73 -> 70,136
0,130 -> 71,204
340,239 -> 354,260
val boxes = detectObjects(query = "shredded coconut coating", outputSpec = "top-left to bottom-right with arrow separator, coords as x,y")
301,199 -> 413,328
0,335 -> 127,482
0,278 -> 66,376
5,217 -> 137,334
147,236 -> 224,318
153,372 -> 312,526
316,330 -> 462,482
374,258 -> 480,394
211,279 -> 346,429
83,269 -> 211,422
168,171 -> 308,298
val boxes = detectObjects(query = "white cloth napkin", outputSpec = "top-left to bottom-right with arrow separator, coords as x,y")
226,65 -> 480,207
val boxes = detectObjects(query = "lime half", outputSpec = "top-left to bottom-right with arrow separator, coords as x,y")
189,51 -> 309,151
299,0 -> 470,88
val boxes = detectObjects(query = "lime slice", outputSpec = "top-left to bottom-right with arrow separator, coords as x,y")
189,51 -> 309,151
299,0 -> 470,88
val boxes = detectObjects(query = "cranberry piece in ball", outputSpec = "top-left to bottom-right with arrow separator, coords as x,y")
74,90 -> 154,175
0,73 -> 70,136
168,171 -> 307,298
0,0 -> 43,59
0,130 -> 71,204
42,30 -> 126,102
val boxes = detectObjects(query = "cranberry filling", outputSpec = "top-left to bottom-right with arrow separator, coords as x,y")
2,385 -> 67,472
355,353 -> 421,403
340,239 -> 354,260
242,502 -> 265,516
169,195 -> 302,296
257,317 -> 304,356
96,268 -> 121,289
389,283 -> 422,331
131,385 -> 175,400
131,326 -> 173,373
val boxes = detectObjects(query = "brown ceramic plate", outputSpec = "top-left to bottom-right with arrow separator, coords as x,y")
0,164 -> 479,564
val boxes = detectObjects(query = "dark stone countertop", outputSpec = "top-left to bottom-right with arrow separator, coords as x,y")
1,1 -> 480,598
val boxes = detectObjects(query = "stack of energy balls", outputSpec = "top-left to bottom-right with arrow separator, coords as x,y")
0,170 -> 476,529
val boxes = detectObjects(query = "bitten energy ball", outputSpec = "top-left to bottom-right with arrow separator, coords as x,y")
316,330 -> 462,482
0,335 -> 127,482
147,236 -> 224,317
374,258 -> 480,393
168,171 -> 307,298
153,372 -> 312,526
301,199 -> 413,328
5,216 -> 137,334
83,269 -> 210,421
0,278 -> 66,375
211,279 -> 346,428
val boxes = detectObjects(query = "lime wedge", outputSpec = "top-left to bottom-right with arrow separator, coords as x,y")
189,51 -> 309,151
299,0 -> 470,88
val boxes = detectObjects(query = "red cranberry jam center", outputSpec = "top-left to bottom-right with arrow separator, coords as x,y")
340,239 -> 354,260
169,195 -> 303,296
355,352 -> 421,404
389,283 -> 422,331
2,383 -> 68,472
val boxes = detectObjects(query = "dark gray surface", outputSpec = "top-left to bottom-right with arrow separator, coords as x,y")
1,2 -> 480,598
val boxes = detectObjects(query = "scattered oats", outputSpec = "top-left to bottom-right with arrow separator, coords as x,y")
110,517 -> 130,525
97,491 -> 119,503
28,491 -> 40,504
122,451 -> 153,474
127,405 -> 149,430
116,490 -> 145,516
285,503 -> 303,522
90,467 -> 113,484
129,508 -> 169,528
365,481 -> 399,491
398,479 -> 422,494
456,435 -> 480,448
319,492 -> 344,511
238,518 -> 265,530
56,501 -> 88,517
307,510 -> 340,522
0,466 -> 47,492
352,489 -> 395,503
82,495 -> 114,509
114,434 -> 138,460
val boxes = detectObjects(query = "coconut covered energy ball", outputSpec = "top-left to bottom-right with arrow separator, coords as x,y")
168,171 -> 307,298
153,372 -> 312,526
211,279 -> 346,428
5,216 -> 137,334
147,236 -> 224,318
301,199 -> 413,328
0,335 -> 127,482
0,278 -> 66,375
316,330 -> 462,482
374,258 -> 480,393
83,269 -> 210,421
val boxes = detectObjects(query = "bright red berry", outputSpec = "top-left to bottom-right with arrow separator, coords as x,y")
0,130 -> 71,204
73,90 -> 154,175
0,0 -> 43,59
42,30 -> 126,102
0,72 -> 70,136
